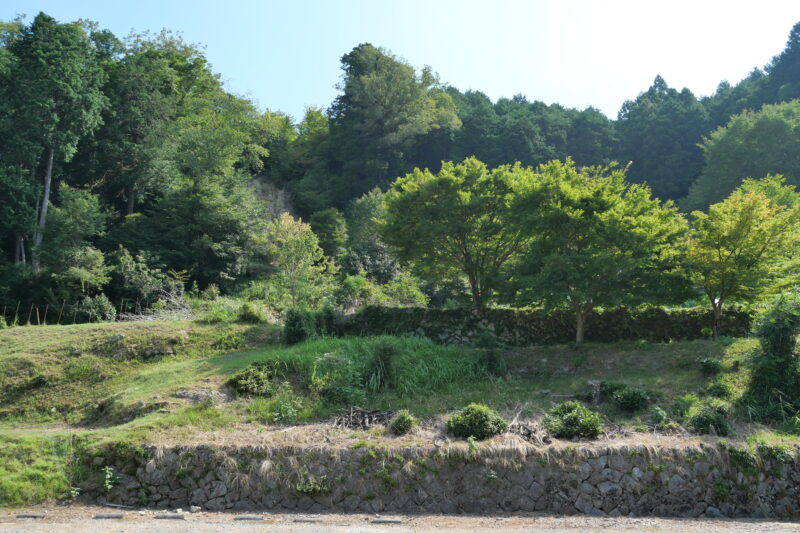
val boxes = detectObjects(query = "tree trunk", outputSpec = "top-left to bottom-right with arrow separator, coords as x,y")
576,311 -> 585,344
712,302 -> 723,340
574,301 -> 593,345
468,275 -> 484,310
14,235 -> 27,264
127,188 -> 135,215
31,147 -> 55,273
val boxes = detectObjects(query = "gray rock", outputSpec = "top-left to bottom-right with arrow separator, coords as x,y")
189,506 -> 201,513
574,493 -> 594,514
598,481 -> 619,496
705,506 -> 723,518
205,497 -> 226,511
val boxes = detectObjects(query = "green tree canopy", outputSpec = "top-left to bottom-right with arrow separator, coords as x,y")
309,207 -> 348,258
684,100 -> 800,211
616,75 -> 709,201
686,178 -> 800,337
380,157 -> 531,309
266,213 -> 333,310
5,13 -> 108,270
325,43 -> 461,204
507,160 -> 689,343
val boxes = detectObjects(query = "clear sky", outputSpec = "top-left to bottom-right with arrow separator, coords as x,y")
4,0 -> 800,121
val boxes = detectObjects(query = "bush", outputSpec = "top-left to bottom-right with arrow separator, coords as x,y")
77,294 -> 117,323
282,308 -> 340,344
706,380 -> 734,399
201,284 -> 220,300
698,357 -> 722,377
544,401 -> 603,439
246,383 -> 304,423
195,300 -> 238,324
649,406 -> 669,426
478,349 -> 508,377
0,316 -> 6,329
390,409 -> 418,435
310,352 -> 366,405
313,307 -> 338,336
674,393 -> 700,419
744,293 -> 800,422
612,386 -> 651,412
228,363 -> 281,396
688,399 -> 731,436
446,403 -> 508,440
364,342 -> 396,392
237,302 -> 267,324
283,309 -> 312,345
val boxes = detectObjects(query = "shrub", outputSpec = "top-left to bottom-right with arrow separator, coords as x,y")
313,307 -> 338,336
228,363 -> 280,396
213,329 -> 245,351
744,293 -> 800,422
478,349 -> 508,377
342,306 -> 754,345
544,401 -> 603,439
612,386 -> 651,412
201,284 -> 220,300
196,300 -> 237,324
706,380 -> 734,399
283,309 -> 312,345
649,406 -> 669,426
0,316 -> 6,329
77,294 -> 117,323
446,403 -> 508,440
364,342 -> 396,392
599,381 -> 626,401
698,357 -> 722,377
237,302 -> 267,324
390,409 -> 418,435
674,393 -> 700,419
688,398 -> 731,436
756,443 -> 795,464
247,383 -> 304,423
310,352 -> 366,405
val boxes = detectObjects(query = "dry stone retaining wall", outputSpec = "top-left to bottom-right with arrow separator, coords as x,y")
88,442 -> 800,518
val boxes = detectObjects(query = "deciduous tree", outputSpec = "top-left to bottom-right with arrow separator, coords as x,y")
508,160 -> 689,344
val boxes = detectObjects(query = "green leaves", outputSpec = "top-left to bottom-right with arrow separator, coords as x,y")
508,160 -> 689,341
684,100 -> 800,211
686,180 -> 800,322
381,157 -> 532,308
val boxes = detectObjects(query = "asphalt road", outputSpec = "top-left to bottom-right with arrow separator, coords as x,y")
2,506 -> 800,532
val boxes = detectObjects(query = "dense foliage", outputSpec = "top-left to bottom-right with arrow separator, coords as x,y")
446,403 -> 508,440
744,293 -> 800,421
543,401 -> 603,439
3,12 -> 800,339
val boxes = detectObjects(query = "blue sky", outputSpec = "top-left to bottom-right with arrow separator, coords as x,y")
4,0 -> 800,121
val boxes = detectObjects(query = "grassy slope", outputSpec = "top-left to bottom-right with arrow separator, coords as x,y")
0,319 -> 788,507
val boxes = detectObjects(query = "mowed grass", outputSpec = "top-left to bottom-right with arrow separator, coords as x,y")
0,320 -> 279,424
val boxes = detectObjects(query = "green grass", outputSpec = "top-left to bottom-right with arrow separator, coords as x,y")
4,319 -> 800,507
0,319 -> 279,425
0,436 -> 76,507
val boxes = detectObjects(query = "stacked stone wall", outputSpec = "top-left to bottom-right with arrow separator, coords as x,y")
87,442 -> 800,518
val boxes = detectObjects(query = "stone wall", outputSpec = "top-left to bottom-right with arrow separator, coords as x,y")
87,442 -> 800,518
340,306 -> 753,346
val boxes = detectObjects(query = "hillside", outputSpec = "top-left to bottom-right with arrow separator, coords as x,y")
2,317 -> 791,507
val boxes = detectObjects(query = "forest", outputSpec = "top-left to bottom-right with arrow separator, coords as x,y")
2,12 -> 800,342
